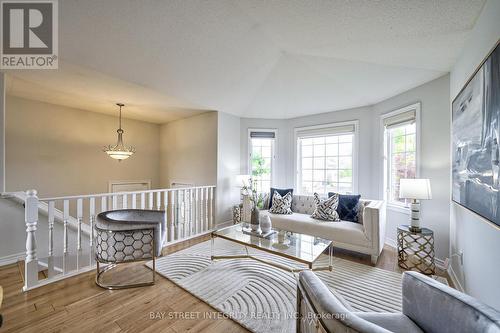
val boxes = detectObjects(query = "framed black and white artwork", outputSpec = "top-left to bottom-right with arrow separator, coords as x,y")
452,41 -> 500,227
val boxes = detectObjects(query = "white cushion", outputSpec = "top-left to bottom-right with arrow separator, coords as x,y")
260,210 -> 370,247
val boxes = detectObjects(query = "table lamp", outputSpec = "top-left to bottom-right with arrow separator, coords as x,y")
399,178 -> 432,232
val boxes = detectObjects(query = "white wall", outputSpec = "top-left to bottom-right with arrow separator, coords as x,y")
5,96 -> 161,197
217,111 -> 241,224
372,75 -> 451,261
449,0 -> 500,310
160,112 -> 217,188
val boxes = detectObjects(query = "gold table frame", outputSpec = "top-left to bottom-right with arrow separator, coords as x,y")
210,226 -> 333,273
397,225 -> 435,275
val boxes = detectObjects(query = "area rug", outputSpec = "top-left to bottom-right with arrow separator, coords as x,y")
146,239 -> 403,333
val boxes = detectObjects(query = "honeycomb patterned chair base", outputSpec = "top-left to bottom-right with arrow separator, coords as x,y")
95,209 -> 166,289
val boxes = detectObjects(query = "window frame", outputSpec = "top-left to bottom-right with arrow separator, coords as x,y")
381,103 -> 421,213
247,128 -> 277,194
294,120 -> 359,196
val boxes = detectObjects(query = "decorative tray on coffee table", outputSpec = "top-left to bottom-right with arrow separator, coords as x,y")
242,226 -> 276,239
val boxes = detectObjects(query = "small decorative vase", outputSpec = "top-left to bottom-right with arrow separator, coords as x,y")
260,215 -> 272,233
250,206 -> 261,232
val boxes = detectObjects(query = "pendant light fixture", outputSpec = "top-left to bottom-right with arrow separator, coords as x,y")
103,103 -> 136,161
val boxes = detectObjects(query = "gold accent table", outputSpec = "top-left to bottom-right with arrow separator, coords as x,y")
397,225 -> 435,275
211,223 -> 333,272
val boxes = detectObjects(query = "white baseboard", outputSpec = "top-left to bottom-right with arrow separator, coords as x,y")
384,238 -> 446,271
447,265 -> 465,292
0,252 -> 24,267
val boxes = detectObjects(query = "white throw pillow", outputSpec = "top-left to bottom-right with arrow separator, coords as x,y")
269,191 -> 293,214
311,193 -> 340,221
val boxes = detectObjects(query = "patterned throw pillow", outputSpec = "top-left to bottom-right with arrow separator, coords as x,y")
269,191 -> 293,214
328,192 -> 361,223
268,188 -> 293,209
311,193 -> 340,221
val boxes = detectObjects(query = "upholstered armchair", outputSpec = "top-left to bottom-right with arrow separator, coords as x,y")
94,209 -> 167,289
297,270 -> 500,333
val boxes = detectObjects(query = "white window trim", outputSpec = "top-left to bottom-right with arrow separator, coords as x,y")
294,120 -> 359,195
247,128 -> 277,191
380,102 -> 421,213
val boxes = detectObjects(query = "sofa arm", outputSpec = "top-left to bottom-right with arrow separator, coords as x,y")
362,200 -> 386,257
298,271 -> 391,333
402,271 -> 500,333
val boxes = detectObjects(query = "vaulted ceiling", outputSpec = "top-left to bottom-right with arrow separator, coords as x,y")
5,0 -> 486,122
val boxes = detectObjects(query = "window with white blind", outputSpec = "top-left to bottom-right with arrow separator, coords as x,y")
296,122 -> 357,196
248,130 -> 275,194
382,104 -> 420,207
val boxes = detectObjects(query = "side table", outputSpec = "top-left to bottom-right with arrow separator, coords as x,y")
397,225 -> 435,275
232,204 -> 242,224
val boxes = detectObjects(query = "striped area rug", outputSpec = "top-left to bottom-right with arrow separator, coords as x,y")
146,238 -> 402,333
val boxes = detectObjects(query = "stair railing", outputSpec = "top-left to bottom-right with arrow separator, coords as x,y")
23,185 -> 216,291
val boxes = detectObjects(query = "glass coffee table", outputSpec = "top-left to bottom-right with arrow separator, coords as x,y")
211,223 -> 333,272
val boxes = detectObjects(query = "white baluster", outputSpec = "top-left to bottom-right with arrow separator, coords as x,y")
183,189 -> 188,239
24,190 -> 39,290
101,196 -> 107,212
170,190 -> 175,241
48,201 -> 55,256
122,194 -> 128,209
112,195 -> 118,210
205,188 -> 209,231
89,197 -> 95,248
163,191 -> 169,243
48,201 -> 56,278
156,191 -> 161,210
189,189 -> 194,236
177,190 -> 182,239
200,187 -> 205,232
63,200 -> 69,254
194,188 -> 199,235
149,192 -> 154,210
77,198 -> 83,251
132,193 -> 137,209
141,192 -> 146,209
210,187 -> 215,230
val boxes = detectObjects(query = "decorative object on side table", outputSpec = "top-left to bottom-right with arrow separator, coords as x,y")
232,204 -> 242,224
397,225 -> 435,275
235,174 -> 252,224
399,178 -> 432,232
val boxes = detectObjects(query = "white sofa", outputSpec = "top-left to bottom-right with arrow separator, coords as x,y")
259,195 -> 386,264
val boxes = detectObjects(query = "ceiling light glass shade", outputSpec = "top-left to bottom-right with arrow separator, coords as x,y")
104,103 -> 136,161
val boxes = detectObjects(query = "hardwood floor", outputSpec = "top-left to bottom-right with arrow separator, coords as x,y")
0,235 -> 450,333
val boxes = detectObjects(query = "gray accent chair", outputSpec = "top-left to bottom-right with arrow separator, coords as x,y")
95,209 -> 166,289
297,270 -> 500,333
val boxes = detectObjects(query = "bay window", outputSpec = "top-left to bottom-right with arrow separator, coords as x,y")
296,122 -> 357,196
249,130 -> 275,194
383,104 -> 419,207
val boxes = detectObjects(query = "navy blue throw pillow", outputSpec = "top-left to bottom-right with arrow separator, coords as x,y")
328,192 -> 361,223
269,188 -> 293,209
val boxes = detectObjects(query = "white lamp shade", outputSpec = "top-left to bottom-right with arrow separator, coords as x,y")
235,174 -> 251,187
399,178 -> 432,200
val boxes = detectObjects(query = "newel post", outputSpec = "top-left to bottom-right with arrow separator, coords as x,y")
24,189 -> 39,291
